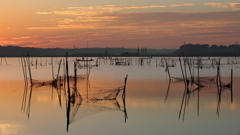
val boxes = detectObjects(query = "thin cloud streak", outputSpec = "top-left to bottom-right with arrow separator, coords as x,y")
204,2 -> 240,9
169,3 -> 194,7
36,5 -> 167,15
36,3 -> 195,16
29,11 -> 240,30
12,36 -> 33,40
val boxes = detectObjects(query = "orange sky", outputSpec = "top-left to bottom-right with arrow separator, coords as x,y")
0,1 -> 240,49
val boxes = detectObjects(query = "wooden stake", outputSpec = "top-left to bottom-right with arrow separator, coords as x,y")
122,74 -> 128,100
74,61 -> 77,95
27,52 -> 32,85
231,69 -> 233,103
178,55 -> 187,87
51,57 -> 54,81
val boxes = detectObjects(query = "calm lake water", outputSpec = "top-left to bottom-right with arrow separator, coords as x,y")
0,57 -> 240,135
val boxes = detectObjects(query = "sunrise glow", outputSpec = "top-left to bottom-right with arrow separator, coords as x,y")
0,1 -> 239,49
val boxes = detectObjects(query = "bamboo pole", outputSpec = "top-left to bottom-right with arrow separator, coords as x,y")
66,53 -> 70,100
122,74 -> 128,100
197,56 -> 200,116
21,78 -> 28,112
51,57 -> 54,81
63,58 -> 66,88
164,57 -> 171,79
164,79 -> 171,103
187,58 -> 193,83
56,59 -> 62,86
27,52 -> 33,85
21,57 -> 29,112
20,57 -> 27,84
216,59 -> 220,95
178,55 -> 187,87
231,69 -> 233,103
86,58 -> 89,99
178,55 -> 188,119
122,74 -> 128,123
23,57 -> 28,86
5,57 -> 8,65
35,58 -> 38,69
218,59 -> 222,93
66,52 -> 71,132
74,62 -> 77,95
183,56 -> 188,87
26,85 -> 33,119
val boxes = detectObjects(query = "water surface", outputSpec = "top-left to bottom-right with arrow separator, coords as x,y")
0,57 -> 240,135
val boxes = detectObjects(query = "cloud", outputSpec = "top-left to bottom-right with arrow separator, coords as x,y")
169,3 -> 194,7
12,36 -> 33,40
36,3 -> 197,16
45,35 -> 73,39
28,24 -> 97,29
32,3 -> 197,30
204,2 -> 240,9
36,5 -> 167,16
11,40 -> 51,47
28,11 -> 240,39
47,12 -> 238,45
5,4 -> 240,48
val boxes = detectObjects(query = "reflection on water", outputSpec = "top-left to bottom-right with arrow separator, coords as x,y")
162,57 -> 236,123
0,57 -> 240,135
0,121 -> 23,135
20,58 -> 128,132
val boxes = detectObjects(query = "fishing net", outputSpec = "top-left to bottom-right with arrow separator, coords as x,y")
220,82 -> 231,88
31,79 -> 57,87
66,79 -> 125,102
193,65 -> 212,69
69,96 -> 124,124
66,83 -> 127,128
66,75 -> 127,126
77,64 -> 97,69
191,86 -> 218,93
171,77 -> 185,82
58,75 -> 87,81
78,86 -> 125,100
171,76 -> 217,87
72,74 -> 127,101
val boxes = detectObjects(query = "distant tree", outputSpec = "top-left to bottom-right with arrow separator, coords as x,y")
105,47 -> 108,55
219,45 -> 227,48
211,45 -> 218,48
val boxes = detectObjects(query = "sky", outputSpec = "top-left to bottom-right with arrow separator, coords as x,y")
0,0 -> 240,49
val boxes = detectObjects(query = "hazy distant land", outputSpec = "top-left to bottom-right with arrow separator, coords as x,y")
0,43 -> 239,57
